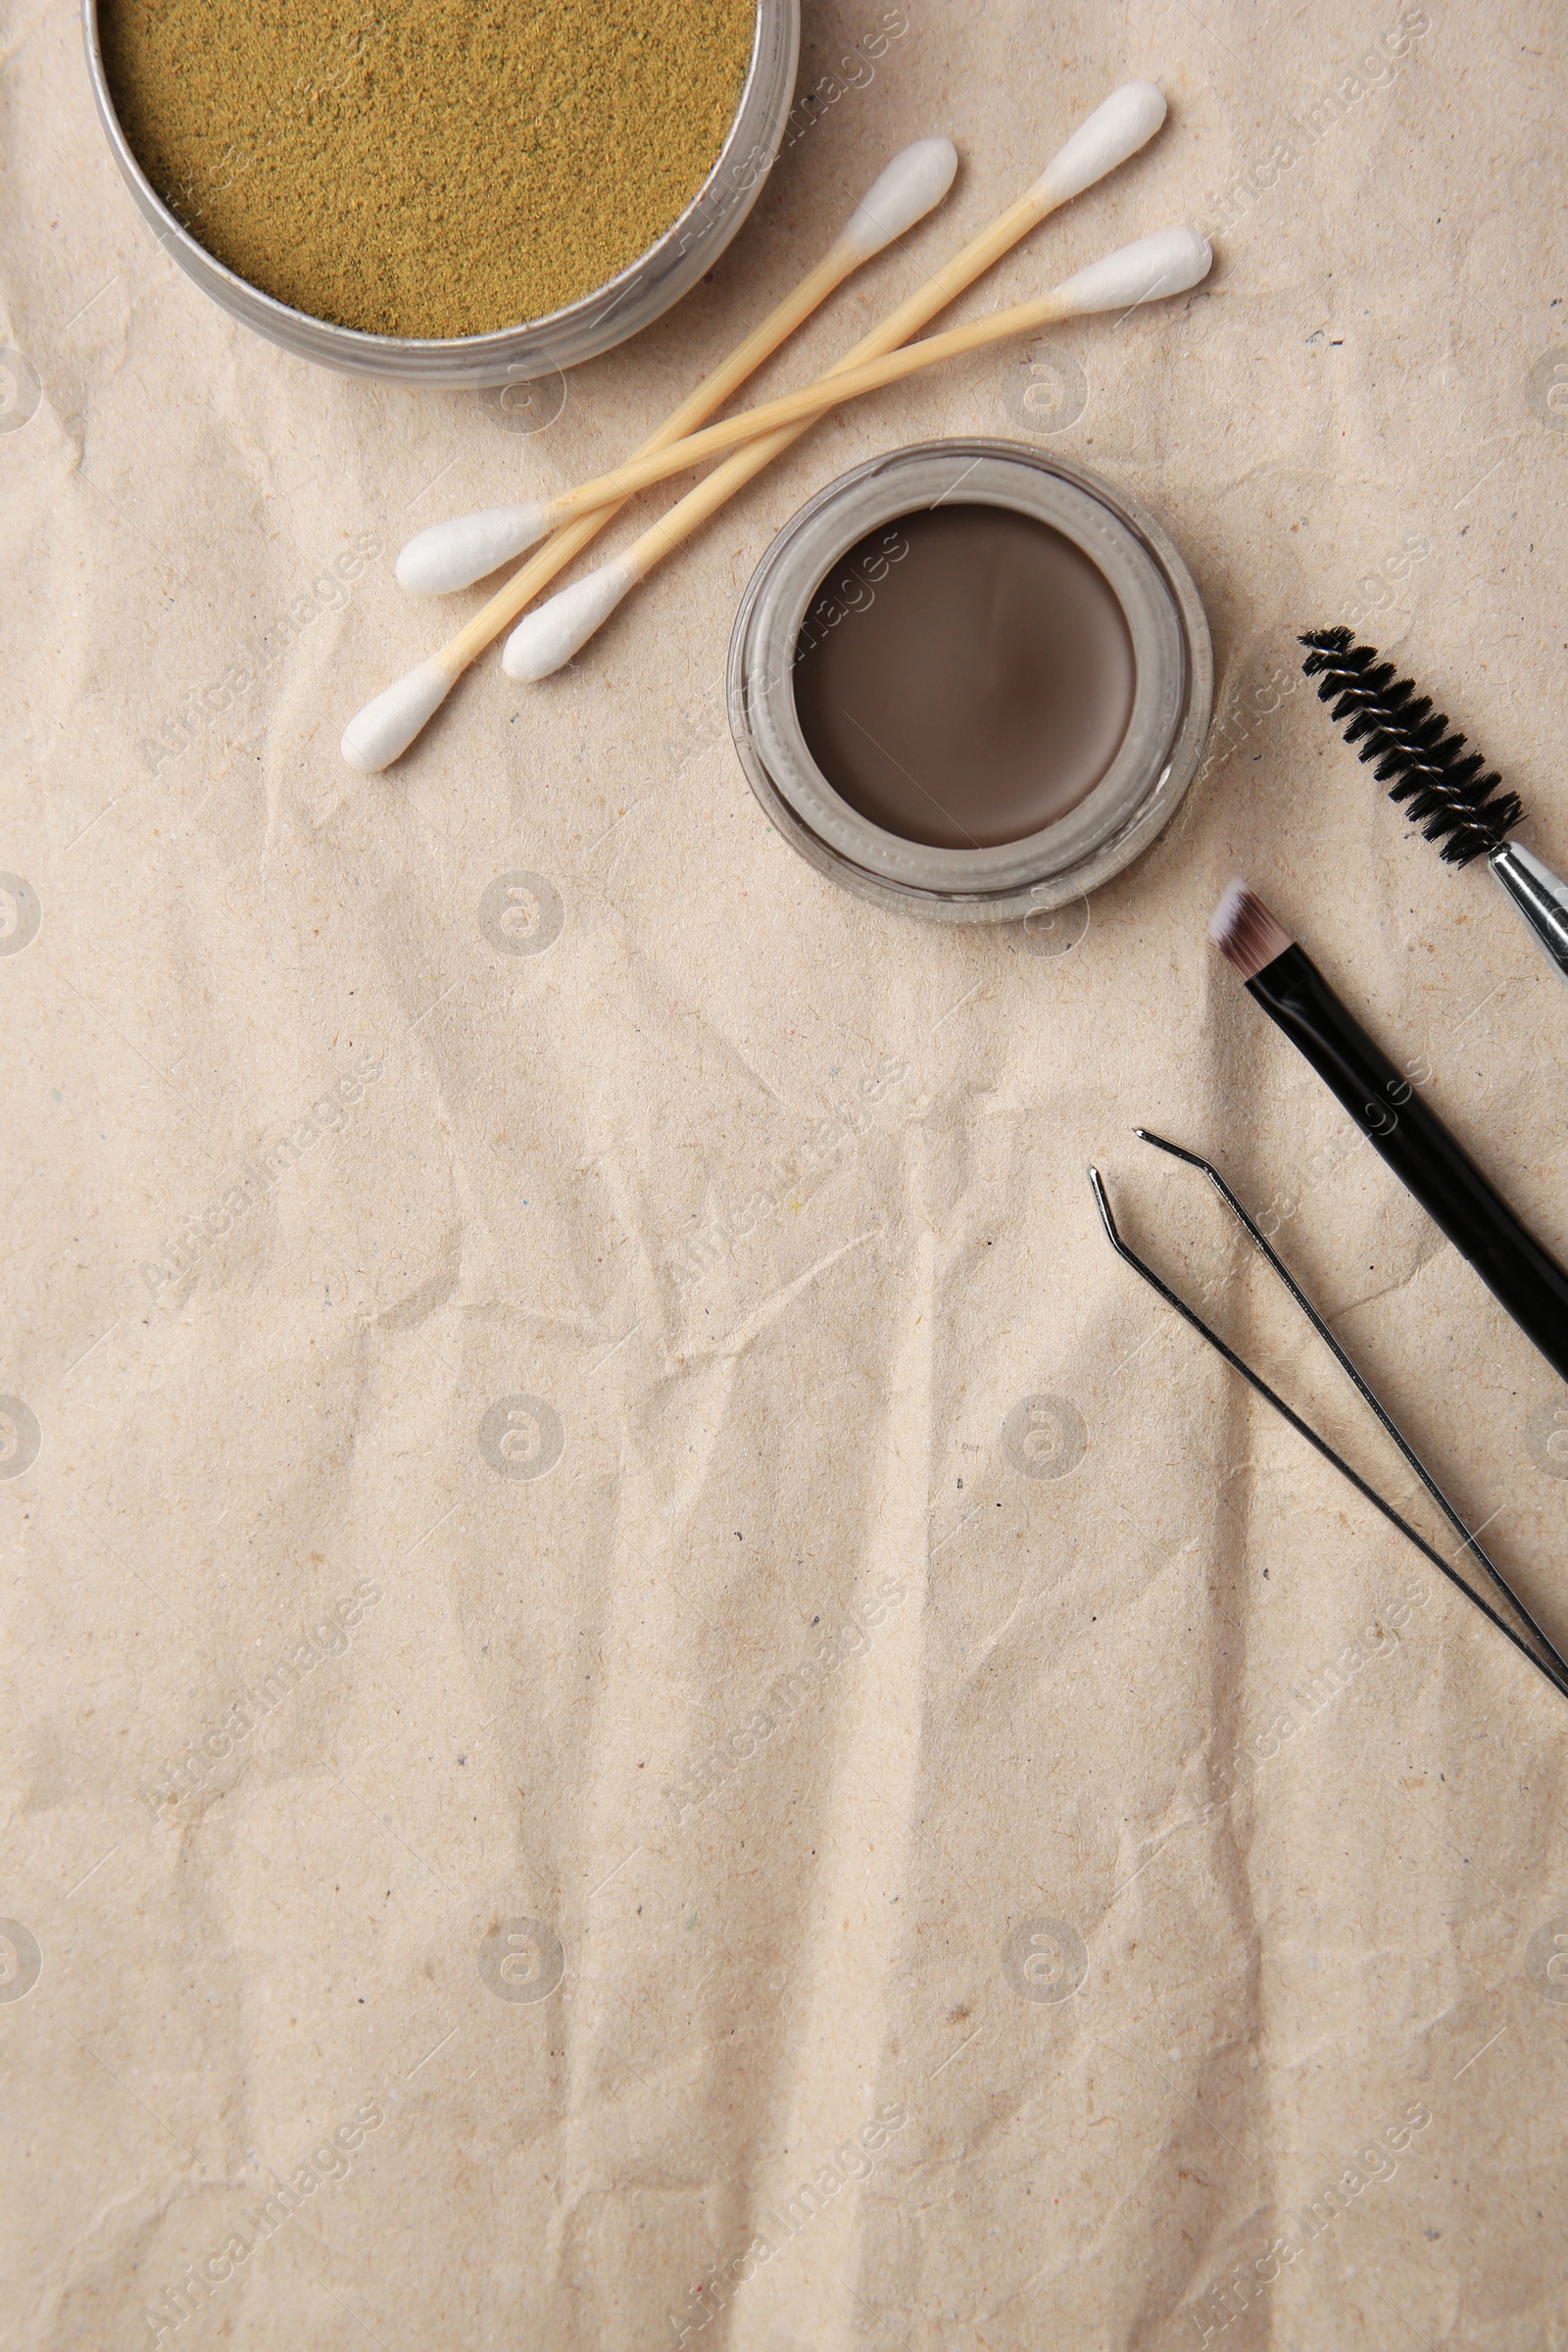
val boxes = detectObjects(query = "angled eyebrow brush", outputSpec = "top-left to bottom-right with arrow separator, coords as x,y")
1208,882 -> 1568,1384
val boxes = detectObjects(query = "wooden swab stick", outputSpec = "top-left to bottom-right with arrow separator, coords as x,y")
506,227 -> 1210,539
503,226 -> 1210,677
396,138 -> 959,595
343,82 -> 1169,772
510,225 -> 1212,538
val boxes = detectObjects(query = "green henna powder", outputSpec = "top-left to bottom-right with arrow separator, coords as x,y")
100,0 -> 757,338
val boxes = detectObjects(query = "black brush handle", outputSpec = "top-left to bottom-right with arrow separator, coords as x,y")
1250,943 -> 1568,1381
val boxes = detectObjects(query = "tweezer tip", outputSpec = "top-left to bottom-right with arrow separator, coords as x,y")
1087,1166 -> 1119,1240
1135,1127 -> 1200,1167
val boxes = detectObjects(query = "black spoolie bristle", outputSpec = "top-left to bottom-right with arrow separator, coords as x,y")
1298,626 -> 1525,867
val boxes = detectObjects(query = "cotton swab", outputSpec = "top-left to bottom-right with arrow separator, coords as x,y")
395,138 -> 959,596
342,81 -> 1168,773
499,80 -> 1168,687
502,226 -> 1210,677
484,80 -> 1170,597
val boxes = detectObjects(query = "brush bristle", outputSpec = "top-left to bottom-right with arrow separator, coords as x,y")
1208,881 -> 1292,979
1298,626 -> 1525,867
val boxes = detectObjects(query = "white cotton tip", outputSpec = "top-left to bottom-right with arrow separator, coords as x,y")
1036,81 -> 1167,206
395,501 -> 553,593
340,657 -> 455,772
1051,224 -> 1211,317
500,559 -> 634,682
838,136 -> 959,260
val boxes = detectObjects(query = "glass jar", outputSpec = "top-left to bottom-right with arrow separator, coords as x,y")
727,437 -> 1212,923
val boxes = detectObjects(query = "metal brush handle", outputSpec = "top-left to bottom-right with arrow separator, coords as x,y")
1490,842 -> 1568,982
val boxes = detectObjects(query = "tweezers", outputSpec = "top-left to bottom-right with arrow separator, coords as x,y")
1089,1130 -> 1568,1707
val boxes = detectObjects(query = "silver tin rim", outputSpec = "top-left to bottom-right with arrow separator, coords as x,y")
727,439 -> 1213,924
80,0 -> 800,387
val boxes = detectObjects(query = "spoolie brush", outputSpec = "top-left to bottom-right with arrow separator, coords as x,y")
1299,626 -> 1568,985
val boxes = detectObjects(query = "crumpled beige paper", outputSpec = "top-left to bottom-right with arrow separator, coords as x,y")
3,2 -> 1567,2345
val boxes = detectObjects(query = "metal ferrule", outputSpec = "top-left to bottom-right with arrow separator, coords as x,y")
1489,841 -> 1568,983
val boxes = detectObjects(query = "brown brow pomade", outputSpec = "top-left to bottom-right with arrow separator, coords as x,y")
791,503 -> 1137,851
